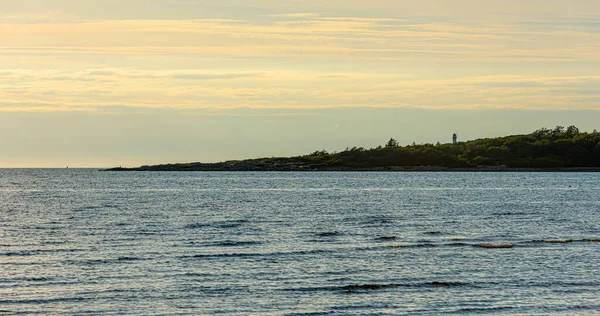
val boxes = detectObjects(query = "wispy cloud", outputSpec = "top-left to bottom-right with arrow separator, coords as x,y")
2,14 -> 599,62
171,73 -> 261,80
1,1 -> 600,112
1,67 -> 599,112
265,13 -> 320,18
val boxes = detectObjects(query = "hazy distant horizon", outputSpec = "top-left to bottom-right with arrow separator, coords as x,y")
2,0 -> 600,167
3,107 -> 599,168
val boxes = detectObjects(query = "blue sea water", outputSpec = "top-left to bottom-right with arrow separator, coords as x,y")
1,169 -> 599,315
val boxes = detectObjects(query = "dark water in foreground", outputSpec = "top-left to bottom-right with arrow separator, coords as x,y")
1,170 -> 599,315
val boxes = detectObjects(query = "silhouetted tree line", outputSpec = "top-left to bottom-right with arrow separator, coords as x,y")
299,126 -> 600,169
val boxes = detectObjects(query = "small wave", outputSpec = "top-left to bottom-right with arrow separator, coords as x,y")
184,219 -> 249,229
522,239 -> 598,245
376,236 -> 397,241
343,283 -> 402,291
475,243 -> 514,249
100,203 -> 120,208
284,312 -> 335,316
1,251 -> 34,257
555,281 -> 600,287
178,272 -> 215,278
190,253 -> 261,259
129,231 -> 163,236
386,242 -> 514,249
387,243 -> 437,248
0,297 -> 90,305
423,231 -> 443,235
583,238 -> 600,242
74,205 -> 101,211
521,240 -> 546,244
449,306 -> 515,313
427,281 -> 467,288
66,256 -> 149,265
184,223 -> 210,229
491,212 -> 529,216
446,242 -> 472,247
358,216 -> 396,226
116,256 -> 145,261
0,277 -> 53,282
544,239 -> 573,243
209,241 -> 263,247
43,240 -> 67,245
560,304 -> 600,312
81,259 -> 112,265
217,222 -> 247,228
316,231 -> 342,237
187,249 -> 331,259
288,281 -> 469,293
25,277 -> 52,282
0,249 -> 63,256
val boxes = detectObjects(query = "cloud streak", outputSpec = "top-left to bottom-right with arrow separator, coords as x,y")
2,68 -> 599,112
2,13 -> 599,62
1,1 -> 600,112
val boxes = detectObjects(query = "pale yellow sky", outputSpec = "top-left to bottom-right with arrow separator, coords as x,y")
1,0 -> 599,166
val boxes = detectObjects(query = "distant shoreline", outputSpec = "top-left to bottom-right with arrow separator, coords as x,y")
105,126 -> 600,172
105,165 -> 600,172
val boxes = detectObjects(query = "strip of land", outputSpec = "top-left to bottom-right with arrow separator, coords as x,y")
106,126 -> 600,171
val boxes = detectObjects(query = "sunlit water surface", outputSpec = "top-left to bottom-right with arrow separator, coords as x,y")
1,170 -> 599,315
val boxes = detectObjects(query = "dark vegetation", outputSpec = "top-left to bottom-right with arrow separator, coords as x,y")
108,126 -> 600,171
301,125 -> 600,169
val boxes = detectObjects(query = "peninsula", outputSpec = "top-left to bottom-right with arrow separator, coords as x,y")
107,126 -> 600,172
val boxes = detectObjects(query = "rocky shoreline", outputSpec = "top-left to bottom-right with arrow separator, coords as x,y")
105,160 -> 600,172
105,127 -> 600,172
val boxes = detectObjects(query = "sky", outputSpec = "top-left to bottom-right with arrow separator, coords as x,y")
1,0 -> 600,167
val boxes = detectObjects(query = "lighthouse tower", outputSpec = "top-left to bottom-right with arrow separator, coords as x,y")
452,133 -> 457,144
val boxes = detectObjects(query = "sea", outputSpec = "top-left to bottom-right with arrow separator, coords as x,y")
1,169 -> 599,315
